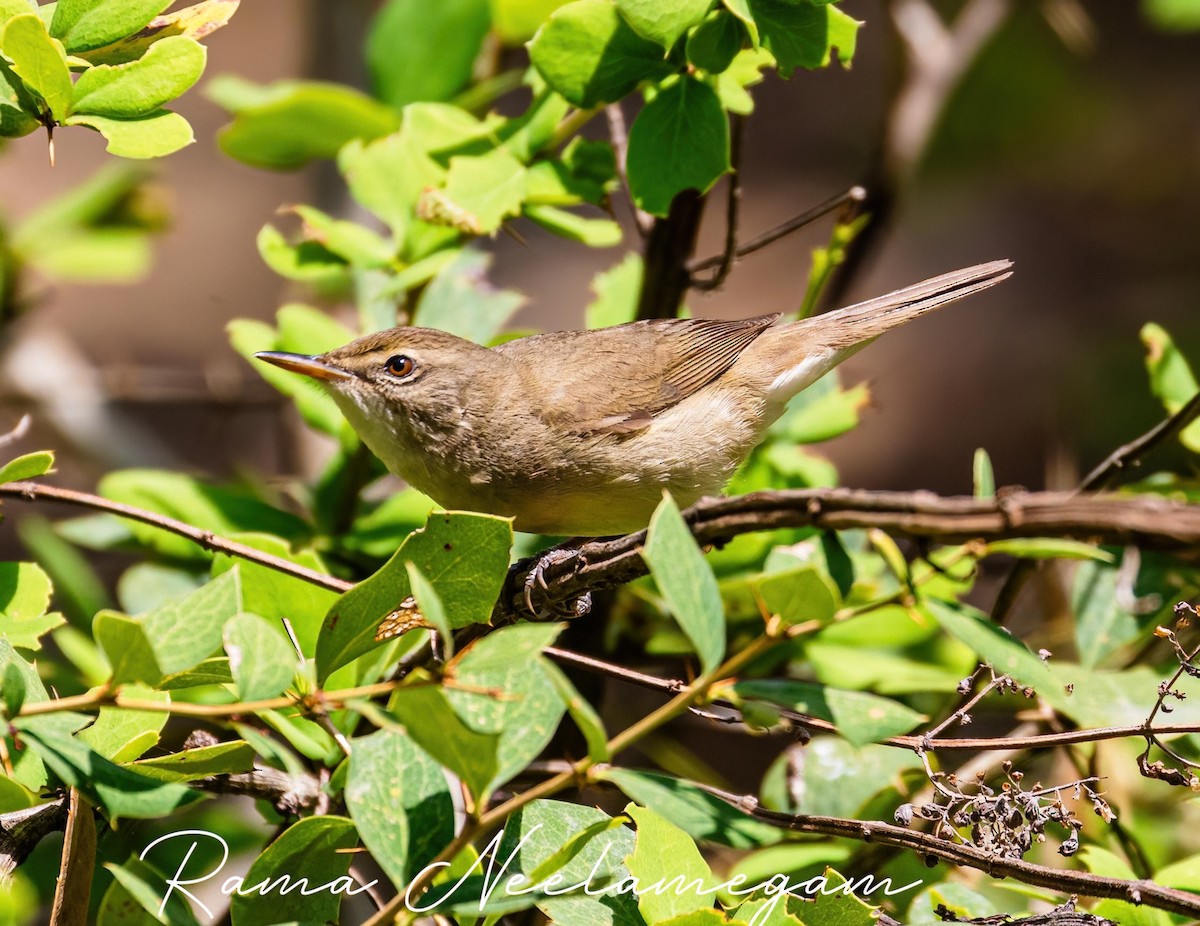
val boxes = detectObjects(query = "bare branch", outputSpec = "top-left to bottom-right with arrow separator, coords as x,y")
690,115 -> 745,292
1080,391 -> 1200,491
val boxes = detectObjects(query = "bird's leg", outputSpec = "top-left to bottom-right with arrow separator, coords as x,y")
522,541 -> 590,618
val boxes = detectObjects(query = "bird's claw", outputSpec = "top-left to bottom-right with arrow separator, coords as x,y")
522,548 -> 587,617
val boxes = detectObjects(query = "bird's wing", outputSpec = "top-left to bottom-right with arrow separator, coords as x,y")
515,314 -> 780,436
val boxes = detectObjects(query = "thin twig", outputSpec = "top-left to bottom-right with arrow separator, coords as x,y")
1080,390 -> 1200,491
693,782 -> 1200,919
606,104 -> 652,237
691,114 -> 745,292
688,186 -> 867,275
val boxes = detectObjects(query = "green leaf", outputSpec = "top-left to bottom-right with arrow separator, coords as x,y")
77,0 -> 239,65
72,35 -> 206,116
925,599 -> 1069,711
445,625 -> 567,789
973,447 -> 995,498
600,768 -> 780,848
529,0 -> 672,107
212,534 -> 338,660
773,738 -> 921,817
316,511 -> 512,682
686,10 -> 743,73
1072,560 -> 1139,670
413,248 -> 525,343
770,378 -> 868,444
99,468 -> 310,561
95,569 -> 241,684
77,685 -> 167,761
542,658 -> 609,762
285,204 -> 394,268
2,13 -> 73,121
50,0 -> 170,52
389,680 -> 501,802
625,804 -> 716,922
21,723 -> 202,820
746,0 -> 858,73
210,76 -> 400,170
1141,322 -> 1200,452
367,0 -> 491,108
101,856 -> 201,926
229,817 -> 357,925
0,450 -> 53,483
491,0 -> 572,41
616,0 -> 712,49
751,566 -> 837,628
1145,0 -> 1200,31
714,45 -> 771,113
626,75 -> 729,216
1084,847 -> 1173,926
585,252 -> 643,328
523,204 -> 622,247
65,109 -> 194,158
0,561 -> 65,651
644,494 -> 725,673
984,538 -> 1113,563
423,146 -> 528,235
345,728 -> 454,887
733,679 -> 926,746
131,740 -> 255,782
223,612 -> 297,702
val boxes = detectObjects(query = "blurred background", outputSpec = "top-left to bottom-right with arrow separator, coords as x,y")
0,0 -> 1198,518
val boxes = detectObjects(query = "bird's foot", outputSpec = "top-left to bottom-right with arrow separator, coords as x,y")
523,547 -> 589,618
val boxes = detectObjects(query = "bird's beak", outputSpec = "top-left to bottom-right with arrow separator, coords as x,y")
255,351 -> 352,382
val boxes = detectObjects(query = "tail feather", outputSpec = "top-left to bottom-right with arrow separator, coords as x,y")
800,259 -> 1013,349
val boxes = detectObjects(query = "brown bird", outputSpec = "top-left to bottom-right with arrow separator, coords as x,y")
257,260 -> 1011,537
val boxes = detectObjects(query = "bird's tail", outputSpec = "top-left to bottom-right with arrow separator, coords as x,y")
796,259 -> 1013,349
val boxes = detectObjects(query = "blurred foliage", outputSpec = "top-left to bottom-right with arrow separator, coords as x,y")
0,0 -> 238,158
2,2 -> 1200,926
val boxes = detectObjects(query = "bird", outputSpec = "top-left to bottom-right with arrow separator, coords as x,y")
256,259 -> 1011,538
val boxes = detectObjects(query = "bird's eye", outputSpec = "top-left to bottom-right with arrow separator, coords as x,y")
384,355 -> 415,378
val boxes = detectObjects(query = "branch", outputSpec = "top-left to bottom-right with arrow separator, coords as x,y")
0,798 -> 67,884
505,489 -> 1200,619
695,783 -> 1200,919
0,480 -> 351,593
690,115 -> 744,292
635,190 -> 706,319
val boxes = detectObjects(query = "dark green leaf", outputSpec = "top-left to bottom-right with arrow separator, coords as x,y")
229,817 -> 357,925
345,728 -> 454,887
77,684 -> 167,761
686,10 -> 743,73
626,75 -> 729,216
746,0 -> 858,73
542,658 -> 608,762
316,511 -> 512,682
1072,560 -> 1139,670
367,0 -> 491,107
529,0 -> 672,107
733,679 -> 926,746
21,724 -> 202,820
600,768 -> 780,848
644,494 -> 725,672
100,856 -> 201,926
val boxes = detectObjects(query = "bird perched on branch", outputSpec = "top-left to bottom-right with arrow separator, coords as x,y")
257,260 -> 1011,538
